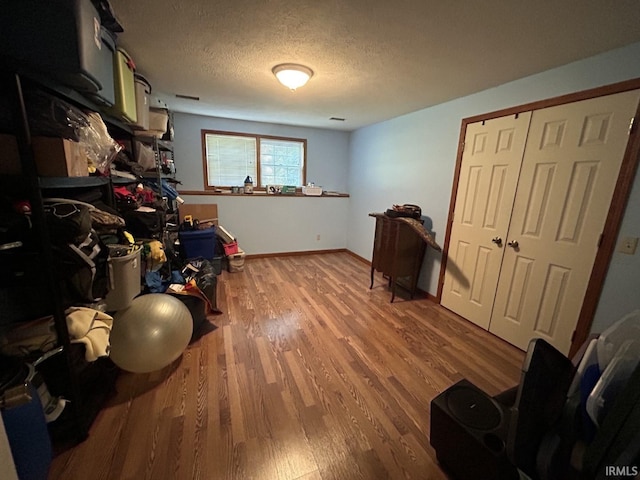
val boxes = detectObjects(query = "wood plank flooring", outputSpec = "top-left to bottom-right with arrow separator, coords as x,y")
49,252 -> 524,480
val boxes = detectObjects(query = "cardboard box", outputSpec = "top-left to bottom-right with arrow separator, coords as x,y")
32,137 -> 88,177
179,204 -> 219,226
0,134 -> 21,174
0,135 -> 88,177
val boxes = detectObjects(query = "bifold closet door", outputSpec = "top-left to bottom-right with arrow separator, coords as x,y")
441,112 -> 532,329
488,89 -> 640,354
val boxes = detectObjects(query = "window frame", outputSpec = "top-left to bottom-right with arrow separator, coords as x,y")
201,129 -> 307,191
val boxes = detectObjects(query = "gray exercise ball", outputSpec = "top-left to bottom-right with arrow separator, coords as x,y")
110,294 -> 193,373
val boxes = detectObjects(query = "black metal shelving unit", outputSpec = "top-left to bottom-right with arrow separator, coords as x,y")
131,129 -> 181,242
1,71 -> 121,447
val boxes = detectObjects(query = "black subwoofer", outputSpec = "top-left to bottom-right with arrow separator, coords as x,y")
430,379 -> 518,480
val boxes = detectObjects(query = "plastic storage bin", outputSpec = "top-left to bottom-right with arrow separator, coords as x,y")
211,255 -> 224,275
302,185 -> 323,196
0,0 -> 111,95
228,249 -> 246,273
1,357 -> 52,480
180,227 -> 217,260
112,48 -> 137,123
597,310 -> 640,371
105,245 -> 141,311
149,108 -> 169,133
133,74 -> 151,130
587,339 -> 640,426
86,27 -> 116,106
223,241 -> 239,256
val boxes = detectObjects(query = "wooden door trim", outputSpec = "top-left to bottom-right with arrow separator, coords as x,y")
436,77 -> 640,356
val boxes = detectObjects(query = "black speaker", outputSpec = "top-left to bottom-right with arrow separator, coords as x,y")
430,379 -> 518,480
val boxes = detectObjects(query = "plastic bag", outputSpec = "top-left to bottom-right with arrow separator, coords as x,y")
80,112 -> 122,174
25,89 -> 89,141
134,141 -> 156,171
24,90 -> 121,174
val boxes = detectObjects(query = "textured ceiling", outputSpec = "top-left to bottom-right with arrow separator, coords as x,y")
110,0 -> 640,131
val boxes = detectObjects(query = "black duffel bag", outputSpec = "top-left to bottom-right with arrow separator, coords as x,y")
53,229 -> 109,305
122,209 -> 165,240
44,201 -> 92,245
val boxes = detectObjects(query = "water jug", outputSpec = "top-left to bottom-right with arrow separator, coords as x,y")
244,176 -> 254,194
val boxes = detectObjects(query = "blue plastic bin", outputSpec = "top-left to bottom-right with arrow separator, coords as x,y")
2,383 -> 52,480
179,227 -> 217,260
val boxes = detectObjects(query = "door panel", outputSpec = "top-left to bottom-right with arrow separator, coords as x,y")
441,112 -> 532,329
489,89 -> 640,354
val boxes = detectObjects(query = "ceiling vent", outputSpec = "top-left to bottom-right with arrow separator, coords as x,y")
175,94 -> 200,101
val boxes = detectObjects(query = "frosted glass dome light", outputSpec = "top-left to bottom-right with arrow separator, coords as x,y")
273,64 -> 314,90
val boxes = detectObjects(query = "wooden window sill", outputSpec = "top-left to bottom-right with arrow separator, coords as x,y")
179,190 -> 349,197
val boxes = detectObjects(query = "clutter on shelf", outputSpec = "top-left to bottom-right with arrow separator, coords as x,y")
0,0 -> 189,457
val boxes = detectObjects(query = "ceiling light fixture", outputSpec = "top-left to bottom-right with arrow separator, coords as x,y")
272,63 -> 313,91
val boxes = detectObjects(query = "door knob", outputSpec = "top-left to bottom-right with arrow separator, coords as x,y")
507,240 -> 519,248
491,237 -> 502,246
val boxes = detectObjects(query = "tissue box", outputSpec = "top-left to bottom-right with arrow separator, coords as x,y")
302,186 -> 323,196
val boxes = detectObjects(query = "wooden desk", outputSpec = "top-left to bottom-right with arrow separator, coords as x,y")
369,213 -> 441,302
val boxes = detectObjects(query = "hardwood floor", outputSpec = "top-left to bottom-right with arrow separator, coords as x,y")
49,252 -> 524,480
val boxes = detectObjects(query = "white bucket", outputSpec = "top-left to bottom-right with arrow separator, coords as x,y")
105,245 -> 141,311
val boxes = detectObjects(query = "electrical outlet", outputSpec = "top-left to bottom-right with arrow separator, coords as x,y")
618,236 -> 639,255
316,234 -> 321,241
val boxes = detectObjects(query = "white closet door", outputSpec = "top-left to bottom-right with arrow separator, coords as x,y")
441,112 -> 532,329
489,89 -> 640,354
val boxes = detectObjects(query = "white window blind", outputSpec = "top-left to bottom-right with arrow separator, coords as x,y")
204,133 -> 257,187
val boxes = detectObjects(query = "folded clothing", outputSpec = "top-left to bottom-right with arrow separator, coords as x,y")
65,307 -> 113,362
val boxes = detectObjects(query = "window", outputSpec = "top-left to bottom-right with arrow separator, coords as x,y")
202,130 -> 306,190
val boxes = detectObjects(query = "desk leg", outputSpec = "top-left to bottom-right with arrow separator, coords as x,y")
390,280 -> 396,303
370,266 -> 374,289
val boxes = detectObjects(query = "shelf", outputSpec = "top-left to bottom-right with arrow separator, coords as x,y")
141,172 -> 176,180
38,177 -> 109,188
3,56 -> 126,453
5,174 -> 116,192
112,176 -> 138,185
133,136 -> 173,151
38,176 -> 110,189
157,139 -> 173,152
16,70 -> 134,136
